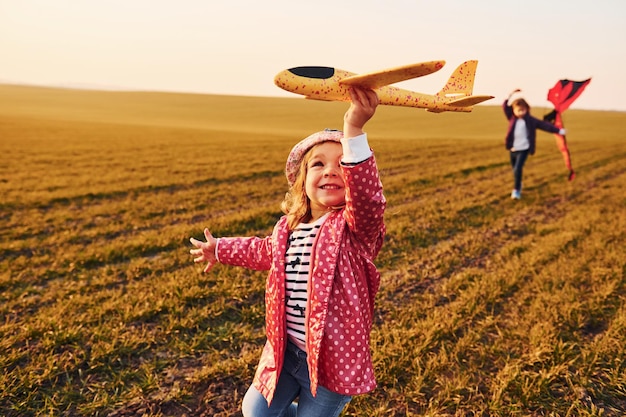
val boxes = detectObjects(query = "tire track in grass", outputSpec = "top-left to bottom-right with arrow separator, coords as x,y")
0,169 -> 283,213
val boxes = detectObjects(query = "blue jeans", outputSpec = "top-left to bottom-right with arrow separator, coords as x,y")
510,149 -> 529,191
241,341 -> 352,417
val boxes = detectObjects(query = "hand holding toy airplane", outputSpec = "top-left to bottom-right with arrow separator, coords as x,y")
274,60 -> 494,113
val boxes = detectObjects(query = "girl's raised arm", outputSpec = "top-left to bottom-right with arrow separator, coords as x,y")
343,87 -> 378,139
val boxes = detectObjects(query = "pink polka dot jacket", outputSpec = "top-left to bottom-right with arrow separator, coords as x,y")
216,154 -> 386,404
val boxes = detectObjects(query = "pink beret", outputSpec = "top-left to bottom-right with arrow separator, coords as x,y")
285,129 -> 343,186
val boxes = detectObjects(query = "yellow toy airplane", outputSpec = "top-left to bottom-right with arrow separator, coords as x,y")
274,60 -> 493,113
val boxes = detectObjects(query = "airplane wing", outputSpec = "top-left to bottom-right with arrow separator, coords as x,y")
447,95 -> 494,107
339,60 -> 445,89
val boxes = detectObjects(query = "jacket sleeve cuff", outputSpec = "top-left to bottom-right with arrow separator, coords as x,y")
341,133 -> 372,164
215,238 -> 221,263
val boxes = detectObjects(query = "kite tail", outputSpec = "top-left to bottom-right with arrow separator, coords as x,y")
552,112 -> 575,181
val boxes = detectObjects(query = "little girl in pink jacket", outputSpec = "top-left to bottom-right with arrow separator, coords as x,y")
190,87 -> 385,417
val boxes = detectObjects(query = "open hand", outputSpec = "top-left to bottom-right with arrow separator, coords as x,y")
189,228 -> 218,272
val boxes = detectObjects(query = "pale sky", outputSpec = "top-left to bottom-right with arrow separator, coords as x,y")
1,0 -> 625,111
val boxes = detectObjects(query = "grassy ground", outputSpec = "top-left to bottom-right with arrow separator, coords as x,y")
1,84 -> 624,416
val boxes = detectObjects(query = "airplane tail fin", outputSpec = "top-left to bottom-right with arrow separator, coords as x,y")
435,60 -> 478,99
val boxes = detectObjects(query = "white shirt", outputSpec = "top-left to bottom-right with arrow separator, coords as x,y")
512,118 -> 530,151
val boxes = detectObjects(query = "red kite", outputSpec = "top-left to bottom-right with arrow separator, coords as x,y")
543,79 -> 591,181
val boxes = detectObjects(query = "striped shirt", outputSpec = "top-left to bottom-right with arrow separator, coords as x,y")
284,213 -> 328,350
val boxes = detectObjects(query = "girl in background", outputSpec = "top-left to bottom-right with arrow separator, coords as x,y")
503,88 -> 566,199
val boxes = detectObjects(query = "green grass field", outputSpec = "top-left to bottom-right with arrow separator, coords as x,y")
1,84 -> 624,416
